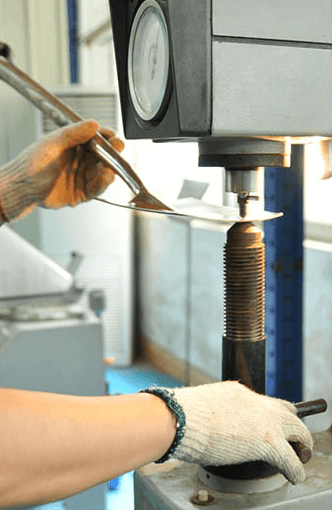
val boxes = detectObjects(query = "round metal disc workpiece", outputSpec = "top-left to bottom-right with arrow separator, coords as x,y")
172,198 -> 283,223
96,197 -> 283,223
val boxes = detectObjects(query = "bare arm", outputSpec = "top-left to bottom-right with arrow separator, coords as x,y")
0,388 -> 177,508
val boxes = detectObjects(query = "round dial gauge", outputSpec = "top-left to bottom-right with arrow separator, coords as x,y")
128,0 -> 170,121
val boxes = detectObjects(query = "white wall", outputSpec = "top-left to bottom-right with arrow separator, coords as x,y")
0,0 -> 69,164
303,241 -> 332,431
0,0 -> 70,246
78,0 -> 116,87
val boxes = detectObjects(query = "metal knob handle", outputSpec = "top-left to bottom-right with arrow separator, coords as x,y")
291,398 -> 328,463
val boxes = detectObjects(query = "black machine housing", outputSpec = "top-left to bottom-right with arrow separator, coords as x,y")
108,0 -> 211,141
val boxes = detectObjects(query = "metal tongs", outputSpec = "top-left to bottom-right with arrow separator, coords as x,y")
0,42 -> 174,214
0,43 -> 284,223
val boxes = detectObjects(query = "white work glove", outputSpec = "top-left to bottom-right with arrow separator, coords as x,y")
0,120 -> 124,223
144,381 -> 313,485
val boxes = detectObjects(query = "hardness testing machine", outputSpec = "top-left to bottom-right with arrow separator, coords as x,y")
108,0 -> 332,509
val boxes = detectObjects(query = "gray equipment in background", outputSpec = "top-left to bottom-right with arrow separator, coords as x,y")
0,226 -> 106,508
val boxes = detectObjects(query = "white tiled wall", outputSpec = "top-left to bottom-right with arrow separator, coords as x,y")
303,241 -> 332,431
137,215 -> 226,380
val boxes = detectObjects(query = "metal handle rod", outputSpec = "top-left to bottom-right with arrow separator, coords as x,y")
291,399 -> 327,464
0,56 -> 145,196
292,398 -> 328,463
295,398 -> 327,419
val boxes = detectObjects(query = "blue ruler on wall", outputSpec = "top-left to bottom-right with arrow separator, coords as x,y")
264,145 -> 304,402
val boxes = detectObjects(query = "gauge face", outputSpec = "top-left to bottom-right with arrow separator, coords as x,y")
128,0 -> 170,121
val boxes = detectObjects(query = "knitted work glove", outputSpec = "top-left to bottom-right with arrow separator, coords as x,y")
0,120 -> 124,223
143,381 -> 313,485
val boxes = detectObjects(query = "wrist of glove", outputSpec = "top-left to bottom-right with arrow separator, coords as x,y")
0,120 -> 124,222
142,381 -> 313,485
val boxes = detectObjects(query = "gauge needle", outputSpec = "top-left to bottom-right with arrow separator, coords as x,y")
150,27 -> 160,80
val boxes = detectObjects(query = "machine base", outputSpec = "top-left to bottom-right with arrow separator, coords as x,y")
134,430 -> 331,510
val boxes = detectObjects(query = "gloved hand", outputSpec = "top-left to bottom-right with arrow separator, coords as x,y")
0,120 -> 124,222
144,381 -> 313,485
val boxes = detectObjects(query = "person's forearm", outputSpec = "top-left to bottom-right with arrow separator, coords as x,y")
0,388 -> 176,508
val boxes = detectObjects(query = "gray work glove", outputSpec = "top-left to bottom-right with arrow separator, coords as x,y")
144,381 -> 313,485
0,120 -> 124,223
